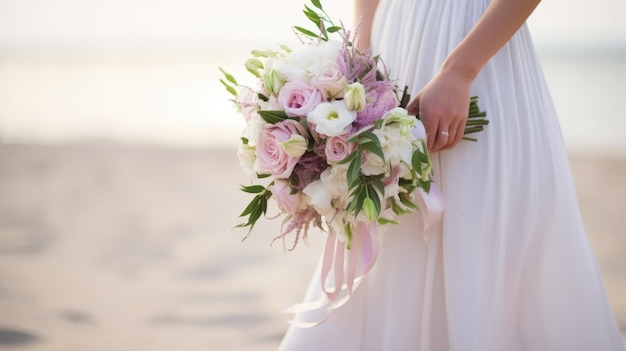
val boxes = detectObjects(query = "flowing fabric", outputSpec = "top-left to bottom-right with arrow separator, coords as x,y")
278,0 -> 624,349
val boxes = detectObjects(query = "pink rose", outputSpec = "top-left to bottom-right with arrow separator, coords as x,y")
278,80 -> 324,117
255,119 -> 309,178
310,63 -> 347,99
269,180 -> 303,215
325,133 -> 354,164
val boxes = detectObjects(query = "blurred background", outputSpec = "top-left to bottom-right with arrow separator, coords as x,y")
0,0 -> 624,350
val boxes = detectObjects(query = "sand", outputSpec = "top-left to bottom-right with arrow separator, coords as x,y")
0,143 -> 624,350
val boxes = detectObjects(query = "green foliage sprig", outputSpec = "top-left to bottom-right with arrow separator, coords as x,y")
294,0 -> 343,41
236,183 -> 273,241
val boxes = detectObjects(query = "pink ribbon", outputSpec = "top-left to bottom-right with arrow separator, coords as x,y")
286,185 -> 444,327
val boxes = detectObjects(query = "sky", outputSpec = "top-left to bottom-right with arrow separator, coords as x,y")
0,0 -> 625,54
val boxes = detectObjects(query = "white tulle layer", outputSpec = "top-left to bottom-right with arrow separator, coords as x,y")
279,0 -> 624,349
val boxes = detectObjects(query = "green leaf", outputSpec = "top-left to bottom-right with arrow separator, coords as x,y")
303,7 -> 321,26
294,26 -> 318,38
327,26 -> 342,33
371,177 -> 385,197
399,193 -> 418,209
368,185 -> 382,216
338,150 -> 358,165
240,185 -> 265,194
363,197 -> 377,221
239,196 -> 260,217
347,187 -> 361,214
362,141 -> 385,163
359,131 -> 381,146
219,67 -> 237,85
378,217 -> 399,225
258,110 -> 288,124
359,132 -> 385,161
353,188 -> 367,217
347,154 -> 361,187
219,79 -> 237,96
310,0 -> 323,10
411,149 -> 422,174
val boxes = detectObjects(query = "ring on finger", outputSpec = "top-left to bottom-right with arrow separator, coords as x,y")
440,131 -> 450,137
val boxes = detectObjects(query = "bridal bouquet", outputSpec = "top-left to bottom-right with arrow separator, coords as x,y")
220,0 -> 487,325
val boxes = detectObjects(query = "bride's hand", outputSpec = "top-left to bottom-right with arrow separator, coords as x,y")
407,69 -> 472,153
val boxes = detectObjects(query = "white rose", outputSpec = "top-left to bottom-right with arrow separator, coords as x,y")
275,45 -> 323,82
361,148 -> 387,176
275,40 -> 341,83
303,180 -> 334,216
320,164 -> 350,208
308,101 -> 357,137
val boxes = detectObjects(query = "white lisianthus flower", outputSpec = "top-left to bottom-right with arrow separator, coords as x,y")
344,82 -> 366,112
382,107 -> 416,135
308,101 -> 357,137
303,180 -> 334,216
280,134 -> 308,157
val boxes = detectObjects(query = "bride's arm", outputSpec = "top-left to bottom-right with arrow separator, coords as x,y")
354,0 -> 379,51
407,0 -> 542,152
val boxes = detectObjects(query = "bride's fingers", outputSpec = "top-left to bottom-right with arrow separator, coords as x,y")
420,114 -> 439,151
442,122 -> 464,151
432,123 -> 452,152
441,125 -> 458,151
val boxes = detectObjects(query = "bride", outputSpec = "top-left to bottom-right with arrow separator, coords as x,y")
279,0 -> 624,350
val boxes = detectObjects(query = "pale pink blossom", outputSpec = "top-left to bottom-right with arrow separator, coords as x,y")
270,180 -> 303,215
255,119 -> 309,178
324,133 -> 354,164
278,80 -> 324,117
310,63 -> 347,99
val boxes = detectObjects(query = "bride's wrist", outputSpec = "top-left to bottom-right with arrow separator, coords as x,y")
440,52 -> 480,85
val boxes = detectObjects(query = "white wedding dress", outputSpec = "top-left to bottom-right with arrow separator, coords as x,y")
279,0 -> 624,350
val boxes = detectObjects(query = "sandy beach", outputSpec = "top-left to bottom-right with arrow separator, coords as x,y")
0,143 -> 624,350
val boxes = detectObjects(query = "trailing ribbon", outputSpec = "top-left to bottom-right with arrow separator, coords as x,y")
286,185 -> 444,328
